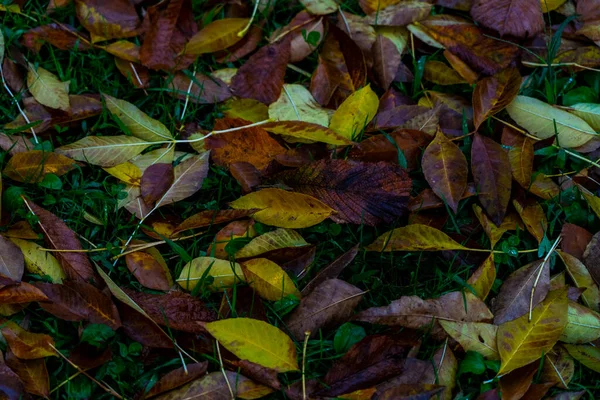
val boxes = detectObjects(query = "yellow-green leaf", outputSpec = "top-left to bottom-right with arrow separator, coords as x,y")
560,302 -> 600,344
506,96 -> 596,148
230,188 -> 334,229
236,228 -> 308,259
440,321 -> 499,359
329,85 -> 379,140
27,64 -> 70,111
103,94 -> 173,142
184,18 -> 249,55
467,253 -> 496,300
558,250 -> 600,311
223,98 -> 269,123
268,84 -> 329,127
56,136 -> 152,167
497,288 -> 568,375
563,344 -> 600,373
366,224 -> 469,252
102,162 -> 142,186
9,238 -> 65,283
263,121 -> 353,146
204,318 -> 299,372
177,257 -> 244,291
570,103 -> 600,131
242,258 -> 300,301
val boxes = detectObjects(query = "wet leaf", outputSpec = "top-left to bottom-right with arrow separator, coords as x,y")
0,352 -> 26,400
242,258 -> 300,301
1,321 -> 56,359
541,345 -> 574,389
262,120 -> 353,145
236,228 -> 308,259
0,282 -> 48,304
141,163 -> 174,205
422,131 -> 468,214
372,35 -> 402,90
154,152 -> 210,208
75,0 -> 140,41
563,344 -> 600,373
268,84 -> 329,126
145,361 -> 208,398
467,253 -> 496,300
558,250 -> 600,311
167,71 -> 231,104
286,279 -> 364,340
8,238 -> 65,283
513,198 -> 547,244
174,209 -> 259,234
125,247 -> 173,291
560,301 -> 600,344
497,288 -> 568,375
5,351 -> 49,398
204,318 -> 299,372
230,188 -> 334,229
302,244 -> 359,295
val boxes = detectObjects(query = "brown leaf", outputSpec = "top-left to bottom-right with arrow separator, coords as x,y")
286,279 -> 364,340
473,68 -> 521,128
231,359 -> 281,391
270,11 -> 324,63
0,234 -> 24,281
310,26 -> 367,108
125,247 -> 173,291
75,0 -> 141,41
513,198 -> 547,244
471,133 -> 512,225
422,131 -> 468,214
355,291 -> 493,339
65,281 -> 121,329
167,71 -> 231,104
410,184 -> 477,212
22,23 -> 90,52
493,260 -> 549,325
470,0 -> 544,38
145,362 -> 208,398
273,159 -> 411,225
5,351 -> 49,398
501,126 -> 535,188
375,384 -> 444,400
231,36 -> 291,104
499,362 -> 538,400
560,223 -> 592,260
0,133 -> 34,156
139,0 -> 185,70
123,289 -> 217,333
0,352 -> 27,400
215,25 -> 262,63
348,129 -> 432,170
319,334 -> 414,397
174,209 -> 259,234
230,162 -> 262,193
370,105 -> 435,131
364,1 -> 432,26
141,163 -> 174,205
115,58 -> 150,88
68,342 -> 112,370
372,35 -> 401,90
219,286 -> 268,322
23,199 -> 97,284
205,118 -> 286,171
207,220 -> 256,259
541,345 -> 574,389
118,303 -> 174,348
1,322 -> 55,359
4,150 -> 76,183
583,231 -> 600,286
302,244 -> 359,295
0,282 -> 48,304
34,282 -> 90,321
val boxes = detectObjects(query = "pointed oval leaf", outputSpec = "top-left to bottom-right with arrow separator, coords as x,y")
236,228 -> 308,259
155,152 -> 209,208
560,301 -> 600,344
4,151 -> 76,183
506,96 -> 596,148
125,248 -> 173,291
5,352 -> 49,398
329,85 -> 379,140
204,318 -> 299,372
513,199 -> 547,244
563,344 -> 600,373
471,133 -> 512,225
558,250 -> 600,311
502,126 -> 534,188
497,288 -> 568,375
262,120 -> 353,145
422,131 -> 468,214
103,162 -> 142,185
366,224 -> 469,252
0,235 -> 24,282
471,0 -> 544,38
56,135 -> 152,167
541,345 -> 574,389
9,238 -> 65,283
242,258 -> 300,301
268,83 -> 329,126
1,321 -> 56,359
26,64 -> 70,111
230,188 -> 334,229
439,321 -> 499,359
103,94 -> 173,142
467,253 -> 496,300
177,257 -> 244,291
570,103 -> 600,130
473,68 -> 521,128
184,18 -> 249,55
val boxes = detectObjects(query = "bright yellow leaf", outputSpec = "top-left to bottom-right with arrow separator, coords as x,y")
242,258 -> 300,301
184,18 -> 249,55
366,224 -> 469,252
329,85 -> 379,140
103,162 -> 142,186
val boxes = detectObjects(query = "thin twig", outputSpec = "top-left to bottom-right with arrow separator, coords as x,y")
529,236 -> 561,321
180,65 -> 196,121
1,64 -> 39,143
302,331 -> 311,400
286,64 -> 312,78
216,341 -> 235,399
338,6 -> 352,38
238,0 -> 260,37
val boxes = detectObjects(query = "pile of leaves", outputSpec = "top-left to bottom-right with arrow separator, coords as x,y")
2,0 -> 600,398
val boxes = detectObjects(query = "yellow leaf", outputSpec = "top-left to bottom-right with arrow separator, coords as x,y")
569,103 -> 600,130
578,184 -> 600,220
560,302 -> 600,344
3,151 -> 76,183
467,253 -> 496,300
366,224 -> 469,252
440,321 -> 499,359
541,0 -> 566,12
223,98 -> 269,123
329,85 -> 379,140
497,288 -> 568,375
9,238 -> 65,283
230,188 -> 334,229
558,250 -> 600,311
506,96 -> 596,148
268,84 -> 329,127
513,199 -> 547,244
473,204 -> 523,248
423,60 -> 467,85
242,258 -> 300,301
263,121 -> 353,146
563,344 -> 600,373
103,94 -> 173,142
102,162 -> 142,185
55,136 -> 152,167
177,257 -> 244,291
204,318 -> 299,372
184,18 -> 249,55
27,64 -> 70,111
236,228 -> 308,259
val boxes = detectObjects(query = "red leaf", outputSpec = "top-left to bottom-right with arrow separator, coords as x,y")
470,0 -> 544,38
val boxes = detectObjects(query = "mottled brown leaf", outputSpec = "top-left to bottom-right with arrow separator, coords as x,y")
364,1 -> 432,26
117,303 -> 174,348
64,280 -> 121,329
561,223 -> 592,260
174,209 -> 258,234
139,0 -> 184,70
583,231 -> 600,285
1,321 -> 55,359
215,25 -> 262,63
4,150 -> 76,183
470,0 -> 544,38
501,126 -> 534,188
125,247 -> 173,291
75,0 -> 140,41
471,133 -> 512,225
167,71 -> 231,104
473,68 -> 521,128
0,234 -> 24,282
145,362 -> 208,398
5,351 -> 49,398
0,282 -> 48,304
0,352 -> 27,400
273,159 -> 411,226
22,23 -> 90,52
499,363 -> 537,400
231,36 -> 291,104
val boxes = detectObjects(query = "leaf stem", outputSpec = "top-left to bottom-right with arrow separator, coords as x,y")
529,236 -> 561,321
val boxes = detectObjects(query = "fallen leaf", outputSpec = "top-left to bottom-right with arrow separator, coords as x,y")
286,279 -> 364,340
235,228 -> 308,259
372,35 -> 402,90
0,235 -> 24,282
440,321 -> 499,359
141,163 -> 174,205
154,152 -> 210,208
563,344 -> 600,373
22,23 -> 90,52
423,60 -> 467,85
499,363 -> 538,400
145,362 -> 208,398
262,120 -> 353,145
8,238 -> 65,283
301,244 -> 359,295
184,18 -> 249,55
422,131 -> 468,214
177,256 -> 244,291
430,344 -> 457,400
242,258 -> 300,301
0,282 -> 48,304
4,351 -> 49,398
229,188 -> 334,229
125,247 -> 173,291
204,318 -> 299,372
167,71 -> 231,104
1,321 -> 56,359
268,83 -> 329,127
55,135 -> 153,167
174,209 -> 259,234
470,0 -> 544,38
329,85 -> 379,141
467,253 -> 496,300
473,68 -> 521,128
541,345 -> 574,389
558,250 -> 600,311
0,352 -> 26,400
513,198 -> 547,244
75,0 -> 140,41
4,150 -> 76,183
366,224 -> 469,252
103,162 -> 142,186
208,220 -> 256,259
26,63 -> 70,111
497,288 -> 568,375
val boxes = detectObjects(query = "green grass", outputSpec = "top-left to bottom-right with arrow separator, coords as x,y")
2,1 -> 600,399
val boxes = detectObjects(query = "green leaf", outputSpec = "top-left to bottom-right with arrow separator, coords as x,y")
563,87 -> 597,107
334,322 -> 366,354
459,351 -> 486,375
